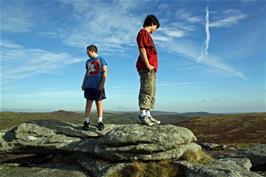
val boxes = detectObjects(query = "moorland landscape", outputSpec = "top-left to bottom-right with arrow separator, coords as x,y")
0,111 -> 265,177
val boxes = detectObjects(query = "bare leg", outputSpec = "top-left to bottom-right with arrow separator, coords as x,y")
85,100 -> 93,118
96,100 -> 103,120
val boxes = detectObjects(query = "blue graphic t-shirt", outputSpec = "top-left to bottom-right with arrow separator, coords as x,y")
84,56 -> 107,89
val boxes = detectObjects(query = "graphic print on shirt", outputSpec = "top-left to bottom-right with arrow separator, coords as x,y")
87,60 -> 100,76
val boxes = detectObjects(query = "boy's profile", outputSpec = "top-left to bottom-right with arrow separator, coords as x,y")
136,14 -> 161,126
82,45 -> 107,131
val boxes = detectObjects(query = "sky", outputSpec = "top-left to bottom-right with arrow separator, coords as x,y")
0,0 -> 265,113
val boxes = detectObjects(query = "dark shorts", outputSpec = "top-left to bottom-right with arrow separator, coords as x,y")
84,88 -> 106,101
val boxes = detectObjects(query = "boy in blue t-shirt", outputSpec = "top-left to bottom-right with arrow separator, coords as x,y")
81,45 -> 107,131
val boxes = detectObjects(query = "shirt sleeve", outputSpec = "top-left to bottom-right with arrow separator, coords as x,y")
137,30 -> 148,48
100,57 -> 107,66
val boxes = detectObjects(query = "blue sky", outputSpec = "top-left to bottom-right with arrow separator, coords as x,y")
1,0 -> 265,113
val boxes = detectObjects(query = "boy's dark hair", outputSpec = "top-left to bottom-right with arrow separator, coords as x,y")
143,14 -> 160,29
87,45 -> 98,53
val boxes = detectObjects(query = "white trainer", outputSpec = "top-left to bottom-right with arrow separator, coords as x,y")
138,115 -> 154,126
148,116 -> 160,125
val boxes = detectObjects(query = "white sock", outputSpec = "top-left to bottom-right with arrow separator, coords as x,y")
84,117 -> 90,123
98,117 -> 103,123
146,110 -> 151,117
140,110 -> 147,117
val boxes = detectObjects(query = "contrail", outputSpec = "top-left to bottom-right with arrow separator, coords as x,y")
198,6 -> 210,63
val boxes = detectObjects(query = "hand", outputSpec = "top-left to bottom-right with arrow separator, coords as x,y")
99,90 -> 103,100
98,86 -> 104,91
147,64 -> 154,71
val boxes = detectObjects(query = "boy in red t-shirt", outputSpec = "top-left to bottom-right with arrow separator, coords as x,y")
136,14 -> 161,126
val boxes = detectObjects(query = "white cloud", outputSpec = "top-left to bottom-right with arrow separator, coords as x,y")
153,35 -> 171,42
176,9 -> 201,24
58,0 -> 142,52
158,82 -> 196,87
0,2 -> 32,33
209,9 -> 247,28
198,6 -> 210,63
1,40 -> 82,83
157,39 -> 247,80
0,40 -> 24,49
159,27 -> 186,38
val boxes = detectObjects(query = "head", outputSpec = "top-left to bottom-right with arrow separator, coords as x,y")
143,14 -> 160,33
86,45 -> 98,58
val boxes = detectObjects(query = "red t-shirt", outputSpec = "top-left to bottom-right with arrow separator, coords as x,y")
136,29 -> 158,72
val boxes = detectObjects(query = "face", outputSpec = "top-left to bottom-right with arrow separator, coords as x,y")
150,24 -> 158,33
87,49 -> 93,57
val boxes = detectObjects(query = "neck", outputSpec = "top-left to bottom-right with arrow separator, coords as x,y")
91,53 -> 98,58
144,26 -> 152,33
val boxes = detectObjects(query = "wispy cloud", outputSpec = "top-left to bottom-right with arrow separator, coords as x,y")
159,27 -> 187,38
58,0 -> 141,52
198,6 -> 210,63
1,1 -> 249,82
176,9 -> 201,24
158,38 -> 247,80
0,1 -> 32,33
1,40 -> 82,84
209,9 -> 247,28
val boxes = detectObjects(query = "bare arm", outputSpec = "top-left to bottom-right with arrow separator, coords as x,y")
139,48 -> 154,71
99,65 -> 107,91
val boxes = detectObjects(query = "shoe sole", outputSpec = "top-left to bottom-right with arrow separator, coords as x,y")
83,127 -> 90,131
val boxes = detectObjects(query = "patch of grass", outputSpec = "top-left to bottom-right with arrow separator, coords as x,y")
180,149 -> 213,164
109,160 -> 185,177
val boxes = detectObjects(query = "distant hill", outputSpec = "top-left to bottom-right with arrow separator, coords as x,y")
179,112 -> 215,116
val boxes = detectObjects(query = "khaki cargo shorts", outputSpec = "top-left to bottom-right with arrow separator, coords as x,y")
138,69 -> 156,110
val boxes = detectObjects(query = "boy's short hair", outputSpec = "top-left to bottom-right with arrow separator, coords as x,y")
87,45 -> 98,53
143,14 -> 160,29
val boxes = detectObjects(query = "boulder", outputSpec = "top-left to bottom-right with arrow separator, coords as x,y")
176,158 -> 263,177
0,164 -> 87,177
1,120 -> 264,177
236,144 -> 266,167
0,120 -> 200,161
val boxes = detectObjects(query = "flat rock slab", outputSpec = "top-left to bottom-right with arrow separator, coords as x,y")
0,120 -> 200,161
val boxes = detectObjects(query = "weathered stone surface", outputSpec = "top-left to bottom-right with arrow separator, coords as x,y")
0,120 -> 200,161
211,144 -> 266,171
176,158 -> 263,177
219,158 -> 252,171
0,164 -> 87,177
79,157 -> 129,177
93,142 -> 201,161
81,124 -> 200,161
236,144 -> 266,167
201,143 -> 231,151
1,120 -> 265,176
99,124 -> 197,147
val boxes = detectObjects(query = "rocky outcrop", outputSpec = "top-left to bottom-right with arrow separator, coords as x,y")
236,144 -> 266,168
176,158 -> 262,177
206,143 -> 266,175
0,120 -> 264,177
0,164 -> 87,177
0,120 -> 200,161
